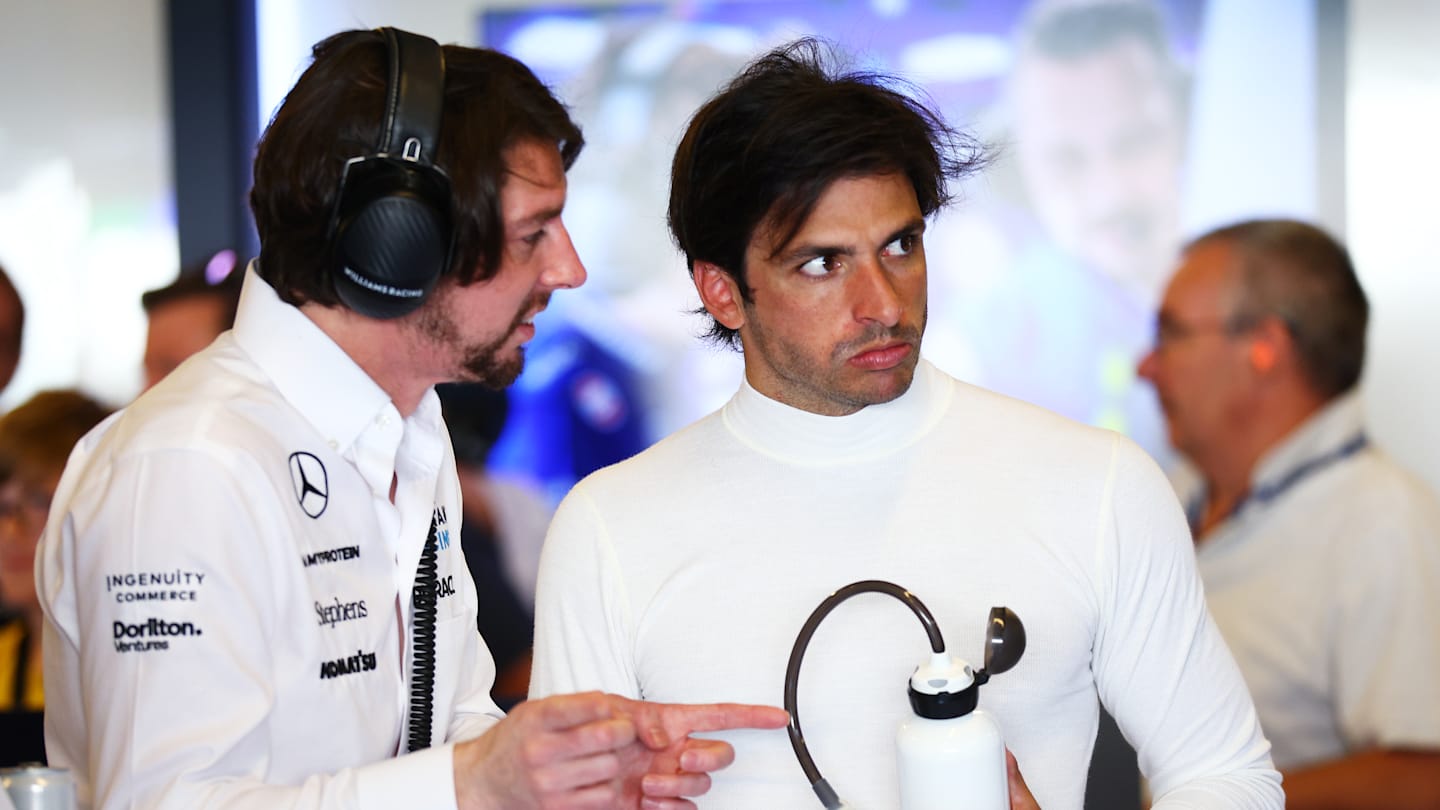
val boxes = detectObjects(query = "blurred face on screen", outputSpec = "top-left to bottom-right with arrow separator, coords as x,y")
1012,36 -> 1184,300
722,173 -> 928,417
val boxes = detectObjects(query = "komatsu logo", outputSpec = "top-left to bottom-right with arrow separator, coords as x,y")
320,649 -> 378,679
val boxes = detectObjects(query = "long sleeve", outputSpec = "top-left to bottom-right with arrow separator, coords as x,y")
1091,438 -> 1283,808
528,485 -> 639,700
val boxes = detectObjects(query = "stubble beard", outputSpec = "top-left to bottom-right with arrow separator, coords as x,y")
419,292 -> 549,389
745,311 -> 927,415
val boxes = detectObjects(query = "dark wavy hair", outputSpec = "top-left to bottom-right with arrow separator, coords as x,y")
249,29 -> 583,309
667,37 -> 988,348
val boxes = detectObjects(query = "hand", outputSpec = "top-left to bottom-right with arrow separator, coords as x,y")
452,691 -> 788,810
604,695 -> 790,810
455,691 -> 635,810
1007,749 -> 1041,810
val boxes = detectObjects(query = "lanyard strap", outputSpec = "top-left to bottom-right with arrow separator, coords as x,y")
1189,433 -> 1369,532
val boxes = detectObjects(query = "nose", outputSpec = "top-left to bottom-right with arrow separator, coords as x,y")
540,223 -> 587,291
1136,347 -> 1159,384
852,257 -> 903,328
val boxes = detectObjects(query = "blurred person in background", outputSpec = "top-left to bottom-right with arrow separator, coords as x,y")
0,388 -> 112,764
437,382 -> 552,709
1138,218 -> 1440,808
956,0 -> 1186,459
139,249 -> 243,391
0,263 -> 23,396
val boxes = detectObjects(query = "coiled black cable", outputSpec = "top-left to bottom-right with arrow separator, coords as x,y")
784,580 -> 946,809
406,516 -> 440,752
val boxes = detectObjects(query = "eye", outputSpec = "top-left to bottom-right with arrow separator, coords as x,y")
798,254 -> 842,278
521,229 -> 546,248
882,233 -> 918,258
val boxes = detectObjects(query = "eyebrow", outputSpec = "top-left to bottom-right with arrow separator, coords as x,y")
771,218 -> 926,264
509,205 -> 565,234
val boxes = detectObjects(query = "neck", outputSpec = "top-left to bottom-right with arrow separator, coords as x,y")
300,303 -> 438,416
1192,382 -> 1330,540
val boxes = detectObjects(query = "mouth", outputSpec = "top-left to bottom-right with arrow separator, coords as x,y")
847,340 -> 914,371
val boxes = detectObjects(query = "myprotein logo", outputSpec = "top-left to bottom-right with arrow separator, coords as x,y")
289,451 -> 329,518
112,617 -> 203,653
302,545 -> 360,568
320,649 -> 378,680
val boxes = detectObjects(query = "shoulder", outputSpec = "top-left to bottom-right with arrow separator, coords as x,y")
939,372 -> 1157,477
65,339 -> 309,501
1316,451 -> 1440,557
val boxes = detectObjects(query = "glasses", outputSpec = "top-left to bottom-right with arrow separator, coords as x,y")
1150,316 -> 1250,351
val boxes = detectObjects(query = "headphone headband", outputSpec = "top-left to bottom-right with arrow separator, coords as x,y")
378,27 -> 444,162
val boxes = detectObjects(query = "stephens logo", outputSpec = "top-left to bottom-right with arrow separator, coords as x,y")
315,597 -> 368,628
320,649 -> 378,679
112,617 -> 203,653
289,451 -> 329,518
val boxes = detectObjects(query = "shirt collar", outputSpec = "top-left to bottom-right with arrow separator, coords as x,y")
231,262 -> 412,457
1249,388 -> 1367,495
721,358 -> 950,464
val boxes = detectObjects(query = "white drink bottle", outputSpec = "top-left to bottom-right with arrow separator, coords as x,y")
785,582 -> 1026,810
898,652 -> 1010,810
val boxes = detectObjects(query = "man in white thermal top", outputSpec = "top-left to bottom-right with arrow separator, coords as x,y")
528,37 -> 1283,809
35,27 -> 785,810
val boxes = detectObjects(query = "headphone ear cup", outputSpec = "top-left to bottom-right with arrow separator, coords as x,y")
332,157 -> 453,319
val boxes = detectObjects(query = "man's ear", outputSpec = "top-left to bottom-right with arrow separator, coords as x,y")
693,261 -> 746,332
1247,315 -> 1292,374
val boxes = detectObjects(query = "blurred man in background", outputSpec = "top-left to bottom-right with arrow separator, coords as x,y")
139,249 -> 242,391
1138,218 -> 1440,808
0,264 -> 23,396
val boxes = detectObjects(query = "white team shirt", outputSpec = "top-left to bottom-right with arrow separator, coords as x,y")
36,267 -> 502,810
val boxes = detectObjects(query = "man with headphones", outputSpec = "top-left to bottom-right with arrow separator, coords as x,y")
34,28 -> 785,810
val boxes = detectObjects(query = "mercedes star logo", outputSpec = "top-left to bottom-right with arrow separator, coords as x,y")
288,451 -> 329,519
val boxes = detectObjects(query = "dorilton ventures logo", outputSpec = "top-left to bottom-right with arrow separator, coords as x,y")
112,617 -> 203,653
289,451 -> 329,518
320,649 -> 378,679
